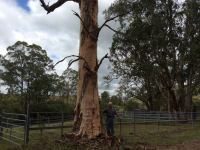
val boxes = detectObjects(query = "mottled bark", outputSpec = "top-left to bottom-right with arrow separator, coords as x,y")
73,0 -> 102,139
39,0 -> 114,139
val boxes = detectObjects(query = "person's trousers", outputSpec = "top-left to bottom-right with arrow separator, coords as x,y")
106,120 -> 114,136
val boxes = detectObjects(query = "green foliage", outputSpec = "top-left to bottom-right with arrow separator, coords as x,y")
0,41 -> 78,113
0,41 -> 55,104
110,95 -> 123,106
100,91 -> 110,110
59,68 -> 78,97
0,94 -> 22,113
30,101 -> 74,115
124,99 -> 140,111
100,91 -> 123,111
106,0 -> 200,112
101,91 -> 110,102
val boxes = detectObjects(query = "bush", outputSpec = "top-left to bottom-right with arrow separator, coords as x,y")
124,100 -> 140,111
30,101 -> 74,115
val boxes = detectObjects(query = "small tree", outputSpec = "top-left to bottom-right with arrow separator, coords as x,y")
0,41 -> 56,112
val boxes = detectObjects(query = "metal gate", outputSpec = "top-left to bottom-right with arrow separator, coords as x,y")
0,112 -> 27,146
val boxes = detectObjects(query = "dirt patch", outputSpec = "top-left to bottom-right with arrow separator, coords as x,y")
56,134 -> 200,150
57,133 -> 122,150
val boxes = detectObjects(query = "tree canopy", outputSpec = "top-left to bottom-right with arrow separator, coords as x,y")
107,0 -> 200,112
0,41 -> 78,113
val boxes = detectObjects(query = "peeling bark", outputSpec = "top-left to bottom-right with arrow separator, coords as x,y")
73,0 -> 102,139
40,0 -> 106,139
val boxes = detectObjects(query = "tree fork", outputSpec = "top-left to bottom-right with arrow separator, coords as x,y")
40,0 -> 113,139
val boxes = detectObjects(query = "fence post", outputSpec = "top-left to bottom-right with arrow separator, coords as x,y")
0,112 -> 3,141
191,111 -> 194,128
61,112 -> 64,136
119,117 -> 122,137
24,104 -> 30,145
157,112 -> 160,132
10,127 -> 13,140
133,111 -> 135,135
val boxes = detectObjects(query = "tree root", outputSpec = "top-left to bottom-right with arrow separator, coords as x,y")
56,133 -> 123,150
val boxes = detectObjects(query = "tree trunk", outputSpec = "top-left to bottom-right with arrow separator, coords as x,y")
73,0 -> 102,139
168,88 -> 179,113
185,78 -> 193,112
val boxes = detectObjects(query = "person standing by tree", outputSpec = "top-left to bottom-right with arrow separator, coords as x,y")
103,102 -> 118,136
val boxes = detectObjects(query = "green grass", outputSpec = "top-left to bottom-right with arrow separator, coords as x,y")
1,122 -> 200,150
115,122 -> 200,147
0,140 -> 20,150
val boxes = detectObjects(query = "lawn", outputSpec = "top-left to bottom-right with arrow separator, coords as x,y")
1,121 -> 200,150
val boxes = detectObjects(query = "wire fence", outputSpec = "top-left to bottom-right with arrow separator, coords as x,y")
29,112 -> 73,140
0,112 -> 27,146
114,111 -> 200,146
1,111 -> 200,147
118,111 -> 200,124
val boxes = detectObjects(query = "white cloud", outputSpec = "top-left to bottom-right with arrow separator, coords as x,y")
0,0 -> 118,94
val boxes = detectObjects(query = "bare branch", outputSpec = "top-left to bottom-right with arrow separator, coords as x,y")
53,55 -> 79,67
72,10 -> 98,41
53,55 -> 93,73
68,58 -> 80,69
40,0 -> 80,14
72,11 -> 90,34
103,75 -> 118,86
95,53 -> 109,71
98,11 -> 131,35
105,25 -> 123,34
98,15 -> 120,33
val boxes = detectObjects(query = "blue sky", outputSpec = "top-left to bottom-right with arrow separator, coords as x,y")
16,0 -> 30,11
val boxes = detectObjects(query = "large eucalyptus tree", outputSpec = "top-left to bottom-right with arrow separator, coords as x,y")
107,0 -> 200,113
39,0 -> 115,138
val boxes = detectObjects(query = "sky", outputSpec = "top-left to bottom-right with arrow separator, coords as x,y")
0,0 -> 119,94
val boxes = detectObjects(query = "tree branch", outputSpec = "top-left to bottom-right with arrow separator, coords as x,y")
105,25 -> 123,34
72,10 -> 98,41
103,75 -> 118,86
40,0 -> 80,14
95,53 -> 109,71
53,55 -> 78,67
98,11 -> 131,35
53,55 -> 92,73
98,15 -> 120,33
72,11 -> 90,34
68,58 -> 80,69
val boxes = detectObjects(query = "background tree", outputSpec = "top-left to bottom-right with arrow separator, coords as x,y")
0,41 -> 56,112
100,91 -> 110,110
124,99 -> 140,111
110,95 -> 123,106
106,0 -> 200,113
61,68 -> 78,98
56,68 -> 78,107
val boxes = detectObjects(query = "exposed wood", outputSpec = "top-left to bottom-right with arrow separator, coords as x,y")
73,0 -> 102,139
40,0 -> 104,139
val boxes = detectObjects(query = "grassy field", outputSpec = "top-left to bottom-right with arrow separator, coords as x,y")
117,123 -> 200,146
1,122 -> 200,150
